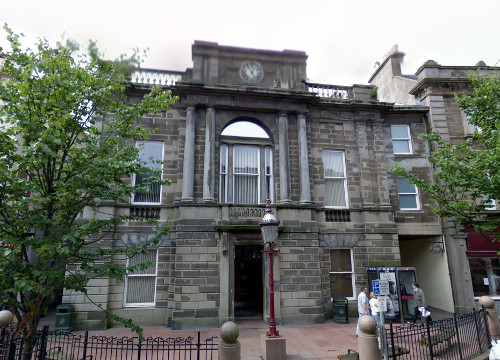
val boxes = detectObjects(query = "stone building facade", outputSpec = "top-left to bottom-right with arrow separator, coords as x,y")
64,41 -> 440,330
370,46 -> 500,314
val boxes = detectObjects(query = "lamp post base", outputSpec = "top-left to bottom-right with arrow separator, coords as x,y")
261,333 -> 286,360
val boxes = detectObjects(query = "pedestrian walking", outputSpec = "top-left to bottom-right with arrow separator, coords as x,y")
356,287 -> 368,336
410,282 -> 432,324
369,291 -> 381,333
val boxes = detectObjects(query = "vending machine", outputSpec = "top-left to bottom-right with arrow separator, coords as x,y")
367,267 -> 417,323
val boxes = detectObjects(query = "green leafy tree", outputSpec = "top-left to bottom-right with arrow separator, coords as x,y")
393,72 -> 500,247
0,24 -> 177,344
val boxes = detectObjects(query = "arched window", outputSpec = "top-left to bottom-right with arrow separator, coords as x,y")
219,121 -> 273,204
221,121 -> 269,138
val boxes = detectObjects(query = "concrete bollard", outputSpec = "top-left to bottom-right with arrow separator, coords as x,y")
479,296 -> 500,340
218,321 -> 241,360
358,315 -> 380,360
0,310 -> 14,327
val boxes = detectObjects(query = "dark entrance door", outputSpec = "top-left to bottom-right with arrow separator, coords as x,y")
234,245 -> 263,319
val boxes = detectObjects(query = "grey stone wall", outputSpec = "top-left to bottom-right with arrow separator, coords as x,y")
279,223 -> 324,324
171,220 -> 220,329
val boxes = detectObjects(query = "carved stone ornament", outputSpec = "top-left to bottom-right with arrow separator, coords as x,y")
451,70 -> 467,78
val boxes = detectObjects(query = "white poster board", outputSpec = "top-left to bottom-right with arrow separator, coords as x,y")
378,297 -> 387,312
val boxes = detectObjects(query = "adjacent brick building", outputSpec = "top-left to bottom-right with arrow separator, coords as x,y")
370,46 -> 500,315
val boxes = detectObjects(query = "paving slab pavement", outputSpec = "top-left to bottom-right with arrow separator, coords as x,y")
40,313 -> 359,359
38,306 -> 455,359
81,320 -> 359,360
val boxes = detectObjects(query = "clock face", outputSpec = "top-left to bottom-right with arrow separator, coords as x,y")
240,61 -> 264,83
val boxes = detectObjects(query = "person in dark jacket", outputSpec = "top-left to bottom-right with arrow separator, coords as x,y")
410,282 -> 432,324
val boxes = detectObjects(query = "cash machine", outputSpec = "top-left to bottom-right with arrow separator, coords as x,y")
367,267 -> 417,323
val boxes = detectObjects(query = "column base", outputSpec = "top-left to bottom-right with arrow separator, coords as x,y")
180,197 -> 195,203
261,333 -> 286,360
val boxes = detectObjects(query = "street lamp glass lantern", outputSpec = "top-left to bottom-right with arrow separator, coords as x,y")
261,224 -> 278,244
260,200 -> 280,244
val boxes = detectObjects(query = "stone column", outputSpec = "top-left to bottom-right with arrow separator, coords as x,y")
355,120 -> 374,207
181,105 -> 196,202
278,112 -> 291,203
297,113 -> 311,204
203,107 -> 216,202
443,225 -> 475,314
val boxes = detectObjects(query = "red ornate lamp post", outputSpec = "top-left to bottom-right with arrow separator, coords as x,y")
260,199 -> 280,338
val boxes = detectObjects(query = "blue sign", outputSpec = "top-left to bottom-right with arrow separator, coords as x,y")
372,279 -> 390,296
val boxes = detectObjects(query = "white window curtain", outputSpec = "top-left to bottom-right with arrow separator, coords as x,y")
233,145 -> 260,204
391,125 -> 412,154
124,250 -> 158,306
133,141 -> 164,204
323,150 -> 347,208
220,144 -> 228,203
397,176 -> 420,210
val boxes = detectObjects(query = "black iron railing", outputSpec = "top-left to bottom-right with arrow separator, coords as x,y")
384,307 -> 490,359
0,325 -> 218,360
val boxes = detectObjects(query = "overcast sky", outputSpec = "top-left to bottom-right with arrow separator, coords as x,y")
1,0 -> 499,86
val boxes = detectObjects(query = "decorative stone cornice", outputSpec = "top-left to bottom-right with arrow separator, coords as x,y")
410,78 -> 474,99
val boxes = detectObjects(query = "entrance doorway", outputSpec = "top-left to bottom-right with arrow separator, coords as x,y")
234,245 -> 263,319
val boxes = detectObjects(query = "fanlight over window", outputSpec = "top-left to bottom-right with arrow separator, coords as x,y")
221,121 -> 270,138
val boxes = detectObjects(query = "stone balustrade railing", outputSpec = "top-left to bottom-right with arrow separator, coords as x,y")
130,68 -> 184,86
306,82 -> 350,99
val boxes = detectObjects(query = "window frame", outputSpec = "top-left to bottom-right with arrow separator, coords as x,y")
329,248 -> 355,301
219,144 -> 228,204
397,176 -> 421,211
131,141 -> 164,205
469,257 -> 500,299
264,146 -> 274,203
123,249 -> 159,308
391,125 -> 413,155
323,150 -> 349,209
219,140 -> 274,205
462,109 -> 482,136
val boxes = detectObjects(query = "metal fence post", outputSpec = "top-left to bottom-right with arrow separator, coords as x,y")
389,321 -> 396,359
453,313 -> 463,360
473,307 -> 483,353
82,330 -> 89,360
426,319 -> 434,360
482,306 -> 492,347
196,331 -> 201,360
7,330 -> 15,360
37,325 -> 49,360
137,339 -> 142,360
